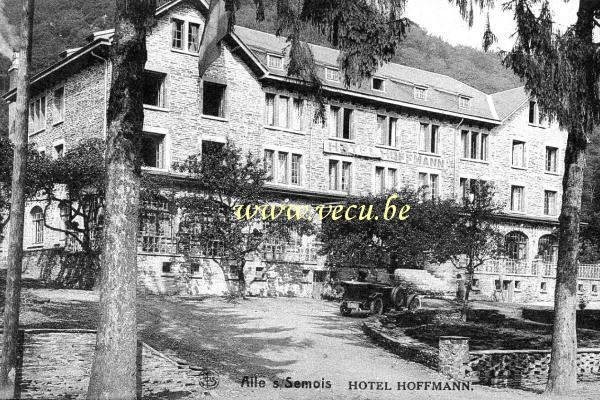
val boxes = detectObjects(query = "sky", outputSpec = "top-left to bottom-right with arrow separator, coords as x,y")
404,0 -> 580,51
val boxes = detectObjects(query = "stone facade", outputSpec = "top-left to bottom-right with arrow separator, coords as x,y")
2,0 -> 592,299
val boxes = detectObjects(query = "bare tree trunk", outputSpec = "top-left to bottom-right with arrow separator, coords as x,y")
237,259 -> 246,299
546,126 -> 586,395
87,1 -> 154,399
0,0 -> 34,397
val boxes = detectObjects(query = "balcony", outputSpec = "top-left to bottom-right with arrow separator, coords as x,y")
475,258 -> 600,280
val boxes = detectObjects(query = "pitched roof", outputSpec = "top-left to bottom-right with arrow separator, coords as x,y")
490,86 -> 529,121
234,26 -> 501,123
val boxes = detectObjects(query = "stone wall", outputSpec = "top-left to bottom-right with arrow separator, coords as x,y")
6,330 -> 205,399
20,249 -> 98,289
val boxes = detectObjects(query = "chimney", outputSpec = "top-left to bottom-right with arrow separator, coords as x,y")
8,51 -> 19,91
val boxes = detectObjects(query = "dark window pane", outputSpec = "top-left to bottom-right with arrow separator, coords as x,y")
203,82 -> 226,117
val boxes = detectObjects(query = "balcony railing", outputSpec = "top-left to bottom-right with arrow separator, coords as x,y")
476,258 -> 600,279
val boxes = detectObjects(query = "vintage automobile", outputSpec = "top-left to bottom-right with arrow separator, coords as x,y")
338,281 -> 421,316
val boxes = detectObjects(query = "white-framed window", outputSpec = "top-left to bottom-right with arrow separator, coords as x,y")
31,206 -> 44,244
264,149 -> 302,186
267,54 -> 284,70
459,95 -> 471,108
329,159 -> 352,192
418,172 -> 439,199
202,81 -> 227,118
171,18 -> 201,53
29,95 -> 46,133
325,67 -> 340,82
510,185 -> 525,212
419,123 -> 439,154
59,203 -> 70,241
143,71 -> 167,108
387,168 -> 397,191
528,100 -> 545,126
372,77 -> 385,92
377,115 -> 397,147
512,140 -> 526,168
265,94 -> 304,131
544,190 -> 557,216
375,167 -> 385,194
53,86 -> 65,124
546,147 -> 557,173
459,178 -> 488,203
461,130 -> 488,161
414,86 -> 427,100
329,106 -> 353,140
141,133 -> 165,169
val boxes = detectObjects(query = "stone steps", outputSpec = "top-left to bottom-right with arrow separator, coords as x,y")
394,268 -> 455,294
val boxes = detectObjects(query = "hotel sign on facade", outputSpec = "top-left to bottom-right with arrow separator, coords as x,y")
323,140 -> 446,169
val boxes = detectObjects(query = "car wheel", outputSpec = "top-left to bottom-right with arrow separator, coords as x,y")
370,298 -> 384,316
340,303 -> 352,316
408,296 -> 422,311
391,286 -> 404,308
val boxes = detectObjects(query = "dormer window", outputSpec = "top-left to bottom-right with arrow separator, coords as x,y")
171,18 -> 201,54
459,95 -> 471,109
267,54 -> 284,70
372,77 -> 385,92
325,67 -> 340,82
414,86 -> 427,100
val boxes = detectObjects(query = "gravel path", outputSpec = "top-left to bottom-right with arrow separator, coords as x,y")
137,296 -> 562,400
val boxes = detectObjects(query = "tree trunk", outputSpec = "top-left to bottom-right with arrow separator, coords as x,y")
546,125 -> 586,395
0,0 -> 34,397
86,1 -> 154,399
237,259 -> 246,299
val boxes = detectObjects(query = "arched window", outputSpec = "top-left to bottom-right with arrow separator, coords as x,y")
30,206 -> 44,244
537,234 -> 558,263
505,231 -> 529,260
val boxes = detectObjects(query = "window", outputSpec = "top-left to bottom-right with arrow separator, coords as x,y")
264,150 -> 274,180
510,185 -> 525,212
472,279 -> 480,288
329,160 -> 351,192
541,282 -> 547,291
515,281 -> 521,290
329,106 -> 353,139
143,72 -> 166,108
141,134 -> 164,169
277,152 -> 288,184
341,162 -> 352,192
54,143 -> 64,159
505,231 -> 529,259
201,140 -> 224,164
578,284 -> 584,292
265,94 -> 304,130
329,160 -> 339,191
461,130 -> 488,161
191,263 -> 200,274
377,115 -> 397,147
419,123 -> 439,154
512,140 -> 525,168
375,167 -> 385,194
291,154 -> 302,185
162,262 -> 173,274
265,150 -> 302,186
593,285 -> 598,293
538,234 -> 558,262
325,67 -> 340,82
495,280 -> 501,290
188,22 -> 201,52
171,19 -> 200,53
414,86 -> 427,100
202,81 -> 226,117
419,172 -> 439,199
544,190 -> 557,216
267,54 -> 284,69
546,147 -> 557,173
53,87 -> 65,123
387,168 -> 397,191
528,100 -> 544,125
171,19 -> 184,49
29,96 -> 46,133
59,204 -> 69,241
459,96 -> 471,108
372,77 -> 385,91
31,206 -> 44,244
459,178 -> 470,202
